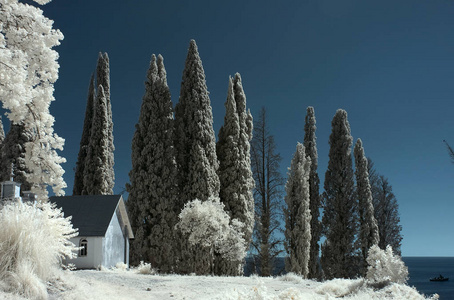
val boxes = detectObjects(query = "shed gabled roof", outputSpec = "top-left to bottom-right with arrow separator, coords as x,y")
50,194 -> 134,238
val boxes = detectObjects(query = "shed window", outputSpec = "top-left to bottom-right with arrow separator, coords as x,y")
79,239 -> 88,257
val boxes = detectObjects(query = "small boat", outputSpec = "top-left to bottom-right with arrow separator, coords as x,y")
430,275 -> 449,282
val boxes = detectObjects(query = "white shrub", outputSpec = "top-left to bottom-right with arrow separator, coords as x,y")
136,261 -> 156,275
366,245 -> 408,286
278,272 -> 304,284
315,278 -> 364,298
0,200 -> 78,299
115,262 -> 128,271
177,197 -> 247,262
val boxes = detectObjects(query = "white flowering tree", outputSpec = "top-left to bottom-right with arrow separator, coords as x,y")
0,0 -> 66,200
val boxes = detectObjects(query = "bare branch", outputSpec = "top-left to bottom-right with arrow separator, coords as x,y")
443,140 -> 454,164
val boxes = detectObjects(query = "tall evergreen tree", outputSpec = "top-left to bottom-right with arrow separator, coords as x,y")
127,55 -> 179,272
321,109 -> 358,279
73,74 -> 95,195
303,106 -> 321,279
216,77 -> 241,275
284,142 -> 311,277
96,52 -> 115,194
354,138 -> 379,276
233,73 -> 255,250
174,40 -> 219,203
82,86 -> 111,195
174,40 -> 220,274
0,123 -> 32,191
215,74 -> 254,275
251,107 -> 284,276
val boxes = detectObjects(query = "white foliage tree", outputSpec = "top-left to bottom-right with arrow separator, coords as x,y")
366,245 -> 408,286
177,197 -> 247,264
0,0 -> 66,200
284,142 -> 311,277
354,138 -> 379,276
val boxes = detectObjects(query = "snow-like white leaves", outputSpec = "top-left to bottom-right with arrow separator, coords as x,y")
0,200 -> 78,299
177,197 -> 247,262
0,0 -> 66,200
366,245 -> 408,285
33,0 -> 52,4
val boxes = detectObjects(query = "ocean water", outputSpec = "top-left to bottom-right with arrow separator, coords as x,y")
245,257 -> 454,299
404,257 -> 454,300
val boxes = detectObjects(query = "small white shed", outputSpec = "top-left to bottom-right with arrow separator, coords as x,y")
50,195 -> 134,269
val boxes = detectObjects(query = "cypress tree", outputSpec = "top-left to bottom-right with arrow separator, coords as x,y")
96,52 -> 115,194
215,74 -> 254,275
73,74 -> 95,195
354,138 -> 379,276
215,77 -> 241,275
321,109 -> 358,279
127,56 -> 158,265
233,73 -> 255,250
175,40 -> 220,202
303,106 -> 321,279
0,123 -> 32,191
174,40 -> 220,274
284,142 -> 311,277
127,54 -> 179,272
83,86 -> 110,195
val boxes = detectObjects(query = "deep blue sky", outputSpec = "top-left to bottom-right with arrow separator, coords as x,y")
27,0 -> 454,256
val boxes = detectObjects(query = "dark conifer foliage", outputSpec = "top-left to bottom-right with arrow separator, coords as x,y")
303,106 -> 322,279
73,74 -> 95,195
0,123 -> 33,191
321,109 -> 358,279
